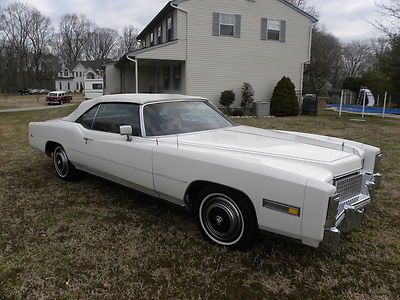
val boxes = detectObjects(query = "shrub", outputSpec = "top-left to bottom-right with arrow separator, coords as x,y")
231,108 -> 244,117
219,90 -> 235,112
270,77 -> 300,117
241,82 -> 255,108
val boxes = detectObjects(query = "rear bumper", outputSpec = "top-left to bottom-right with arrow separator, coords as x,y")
321,172 -> 381,251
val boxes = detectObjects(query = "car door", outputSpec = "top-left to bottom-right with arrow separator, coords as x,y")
75,102 -> 156,193
143,101 -> 187,206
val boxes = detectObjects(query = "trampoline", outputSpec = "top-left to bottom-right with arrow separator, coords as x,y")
328,104 -> 400,115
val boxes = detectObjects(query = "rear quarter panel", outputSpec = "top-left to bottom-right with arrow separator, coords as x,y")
28,120 -> 83,162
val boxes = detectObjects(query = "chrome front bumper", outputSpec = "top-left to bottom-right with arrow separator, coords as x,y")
321,172 -> 382,251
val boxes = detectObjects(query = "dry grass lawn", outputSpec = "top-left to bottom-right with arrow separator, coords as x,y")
0,107 -> 399,299
0,94 -> 85,110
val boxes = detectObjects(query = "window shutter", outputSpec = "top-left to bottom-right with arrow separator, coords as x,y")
280,20 -> 286,42
261,18 -> 268,40
234,14 -> 241,38
212,12 -> 220,36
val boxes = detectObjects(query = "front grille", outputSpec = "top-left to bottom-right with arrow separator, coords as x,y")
334,173 -> 363,217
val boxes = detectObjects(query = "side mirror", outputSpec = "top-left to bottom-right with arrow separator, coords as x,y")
120,125 -> 133,141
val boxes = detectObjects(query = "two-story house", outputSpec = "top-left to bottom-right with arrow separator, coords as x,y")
55,59 -> 111,98
104,0 -> 317,106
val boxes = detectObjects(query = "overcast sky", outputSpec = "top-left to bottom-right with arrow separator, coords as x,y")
0,0 -> 386,42
308,0 -> 384,41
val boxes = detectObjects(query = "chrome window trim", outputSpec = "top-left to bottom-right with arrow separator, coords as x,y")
77,102 -> 143,137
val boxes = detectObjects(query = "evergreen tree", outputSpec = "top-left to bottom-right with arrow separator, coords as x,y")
271,77 -> 300,117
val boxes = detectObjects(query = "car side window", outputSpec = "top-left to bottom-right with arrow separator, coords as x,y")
92,103 -> 141,136
144,102 -> 179,136
76,104 -> 99,129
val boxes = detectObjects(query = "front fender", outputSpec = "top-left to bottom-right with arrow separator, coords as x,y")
301,178 -> 336,247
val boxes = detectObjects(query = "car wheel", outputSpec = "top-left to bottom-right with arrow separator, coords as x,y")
53,146 -> 77,181
194,186 -> 258,250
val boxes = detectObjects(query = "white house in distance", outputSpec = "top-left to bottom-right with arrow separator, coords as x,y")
55,59 -> 111,99
104,0 -> 317,106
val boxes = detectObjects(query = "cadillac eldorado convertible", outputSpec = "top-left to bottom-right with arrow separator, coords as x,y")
28,94 -> 382,250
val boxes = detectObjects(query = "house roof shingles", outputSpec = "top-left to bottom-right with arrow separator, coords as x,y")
67,59 -> 113,72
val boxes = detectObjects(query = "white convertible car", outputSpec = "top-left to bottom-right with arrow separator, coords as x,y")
28,94 -> 382,251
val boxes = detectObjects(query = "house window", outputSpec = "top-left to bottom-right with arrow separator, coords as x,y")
80,72 -> 82,77
150,32 -> 154,46
67,82 -> 70,91
157,25 -> 162,44
268,19 -> 281,41
76,82 -> 79,90
219,13 -> 235,36
64,70 -> 68,77
92,83 -> 103,90
167,16 -> 173,41
163,67 -> 170,90
59,82 -> 62,90
173,65 -> 181,90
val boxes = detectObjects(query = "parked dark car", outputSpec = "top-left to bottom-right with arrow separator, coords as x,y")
46,91 -> 72,105
19,88 -> 30,95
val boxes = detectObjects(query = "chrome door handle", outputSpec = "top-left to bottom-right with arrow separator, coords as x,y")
83,137 -> 93,143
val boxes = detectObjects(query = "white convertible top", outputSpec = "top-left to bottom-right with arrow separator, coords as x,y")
63,94 -> 207,121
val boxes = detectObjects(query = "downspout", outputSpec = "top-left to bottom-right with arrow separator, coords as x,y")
126,55 -> 139,93
170,2 -> 189,95
301,23 -> 314,96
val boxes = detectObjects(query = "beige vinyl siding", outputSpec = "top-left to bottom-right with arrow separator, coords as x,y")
120,62 -> 136,93
136,41 -> 186,61
136,10 -> 186,61
103,64 -> 121,95
179,0 -> 312,106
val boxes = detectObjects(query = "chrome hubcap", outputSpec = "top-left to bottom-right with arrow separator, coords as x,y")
54,148 -> 68,177
201,195 -> 243,243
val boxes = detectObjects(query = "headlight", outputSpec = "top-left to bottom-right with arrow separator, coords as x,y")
374,153 -> 382,174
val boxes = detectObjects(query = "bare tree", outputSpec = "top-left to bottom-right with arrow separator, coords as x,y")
375,0 -> 400,36
59,13 -> 91,65
342,41 -> 372,78
28,7 -> 53,81
0,2 -> 33,88
285,0 -> 319,19
84,27 -> 119,60
0,1 -> 59,92
118,25 -> 139,56
303,28 -> 343,94
369,37 -> 390,72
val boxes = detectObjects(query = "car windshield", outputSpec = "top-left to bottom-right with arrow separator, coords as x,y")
143,101 -> 234,136
49,92 -> 58,97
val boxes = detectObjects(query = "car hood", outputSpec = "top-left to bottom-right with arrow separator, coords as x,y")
174,125 -> 363,180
